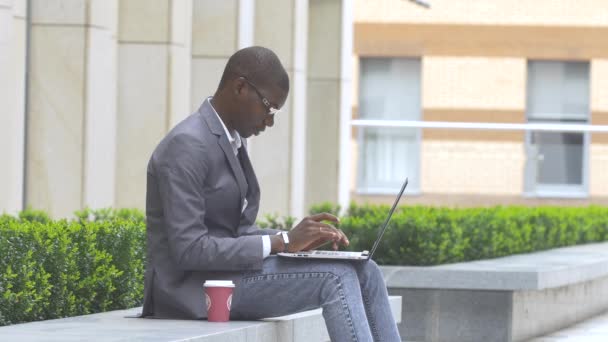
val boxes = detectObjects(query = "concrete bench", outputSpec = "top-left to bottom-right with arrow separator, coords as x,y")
380,242 -> 608,342
0,296 -> 402,341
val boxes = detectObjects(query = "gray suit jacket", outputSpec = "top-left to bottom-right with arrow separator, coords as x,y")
142,99 -> 280,319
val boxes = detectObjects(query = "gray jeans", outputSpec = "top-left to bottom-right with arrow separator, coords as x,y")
230,256 -> 401,342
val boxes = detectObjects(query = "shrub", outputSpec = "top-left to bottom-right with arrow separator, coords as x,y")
308,204 -> 608,266
2,204 -> 608,326
0,210 -> 145,326
257,213 -> 296,230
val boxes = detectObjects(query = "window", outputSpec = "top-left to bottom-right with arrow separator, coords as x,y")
524,61 -> 590,197
357,58 -> 421,193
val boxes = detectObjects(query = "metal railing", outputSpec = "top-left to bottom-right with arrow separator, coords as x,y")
351,120 -> 608,133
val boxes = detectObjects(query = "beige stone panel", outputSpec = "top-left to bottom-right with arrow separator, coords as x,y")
255,0 -> 294,69
27,26 -> 86,217
305,80 -> 340,208
0,0 -> 10,13
355,23 -> 608,60
591,60 -> 608,112
169,45 -> 192,129
422,57 -> 526,110
192,0 -> 236,56
420,140 -> 525,195
592,113 -> 608,145
249,72 -> 294,217
0,7 -> 26,214
171,0 -> 192,46
31,0 -> 86,25
83,27 -> 117,209
0,7 -> 10,54
116,44 -> 168,209
90,0 -> 118,32
12,0 -> 26,18
308,0 -> 341,79
119,0 -> 169,43
355,0 -> 608,27
590,144 -> 608,196
190,57 -> 226,111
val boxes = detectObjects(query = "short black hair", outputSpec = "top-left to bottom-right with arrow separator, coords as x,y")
218,46 -> 289,93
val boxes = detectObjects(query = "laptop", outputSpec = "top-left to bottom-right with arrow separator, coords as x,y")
278,178 -> 408,261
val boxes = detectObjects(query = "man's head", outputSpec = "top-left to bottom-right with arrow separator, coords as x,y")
213,46 -> 290,138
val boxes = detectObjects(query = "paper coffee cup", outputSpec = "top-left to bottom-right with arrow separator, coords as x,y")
203,280 -> 235,322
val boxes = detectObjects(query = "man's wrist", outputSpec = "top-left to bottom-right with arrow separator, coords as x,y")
261,235 -> 271,258
279,231 -> 289,252
270,235 -> 285,254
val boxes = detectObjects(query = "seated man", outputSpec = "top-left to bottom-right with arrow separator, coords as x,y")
142,46 -> 401,342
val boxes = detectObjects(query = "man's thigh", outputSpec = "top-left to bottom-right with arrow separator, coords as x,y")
230,256 -> 359,320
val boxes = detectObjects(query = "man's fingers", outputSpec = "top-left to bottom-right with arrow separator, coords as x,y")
317,228 -> 339,240
316,222 -> 338,230
316,224 -> 349,245
339,230 -> 350,246
315,225 -> 349,247
308,212 -> 340,224
316,224 -> 342,240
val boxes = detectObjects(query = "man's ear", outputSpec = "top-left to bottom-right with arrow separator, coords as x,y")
234,77 -> 246,96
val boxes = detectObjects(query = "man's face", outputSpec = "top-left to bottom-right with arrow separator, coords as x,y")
233,77 -> 287,138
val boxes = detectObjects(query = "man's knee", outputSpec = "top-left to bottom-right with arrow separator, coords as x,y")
357,259 -> 386,284
329,260 -> 360,278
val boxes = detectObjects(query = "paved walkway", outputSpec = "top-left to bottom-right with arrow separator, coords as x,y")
530,310 -> 608,341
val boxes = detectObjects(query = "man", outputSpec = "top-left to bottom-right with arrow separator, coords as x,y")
142,46 -> 401,341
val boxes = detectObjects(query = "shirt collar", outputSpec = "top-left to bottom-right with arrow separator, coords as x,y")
207,97 -> 242,153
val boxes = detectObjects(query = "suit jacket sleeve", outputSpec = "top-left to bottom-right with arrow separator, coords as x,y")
156,134 -> 264,271
237,224 -> 283,236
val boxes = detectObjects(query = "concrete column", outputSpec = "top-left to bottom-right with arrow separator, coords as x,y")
26,0 -> 88,217
337,0 -> 353,213
83,0 -> 118,209
25,0 -> 122,217
306,0 -> 353,212
237,0 -> 254,49
251,0 -> 308,218
190,0 -> 239,110
0,0 -> 27,214
116,0 -> 192,209
168,0 -> 193,127
0,0 -> 25,214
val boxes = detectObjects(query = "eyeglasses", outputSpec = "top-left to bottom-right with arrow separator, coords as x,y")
240,77 -> 280,116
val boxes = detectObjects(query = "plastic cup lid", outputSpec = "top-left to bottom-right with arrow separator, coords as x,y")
204,280 -> 235,287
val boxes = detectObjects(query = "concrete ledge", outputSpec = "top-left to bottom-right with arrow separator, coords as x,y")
0,296 -> 401,342
381,242 -> 608,291
380,242 -> 608,342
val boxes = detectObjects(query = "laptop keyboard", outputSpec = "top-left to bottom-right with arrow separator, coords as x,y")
311,250 -> 367,257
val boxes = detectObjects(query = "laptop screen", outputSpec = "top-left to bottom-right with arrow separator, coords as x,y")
368,178 -> 408,259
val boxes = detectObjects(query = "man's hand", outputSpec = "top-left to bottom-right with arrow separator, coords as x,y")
270,213 -> 349,253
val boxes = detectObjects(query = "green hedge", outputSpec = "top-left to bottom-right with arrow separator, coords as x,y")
310,203 -> 608,266
2,204 -> 608,326
0,208 -> 145,326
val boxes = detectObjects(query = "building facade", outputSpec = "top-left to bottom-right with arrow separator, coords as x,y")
0,0 -> 352,218
350,0 -> 608,206
3,0 -> 608,219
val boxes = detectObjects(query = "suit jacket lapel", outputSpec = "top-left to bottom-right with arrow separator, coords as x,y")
198,100 -> 248,203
